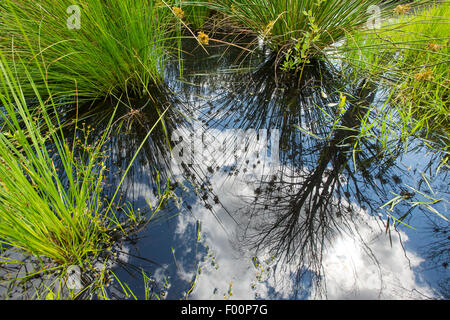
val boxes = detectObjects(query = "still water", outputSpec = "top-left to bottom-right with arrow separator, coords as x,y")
73,36 -> 448,300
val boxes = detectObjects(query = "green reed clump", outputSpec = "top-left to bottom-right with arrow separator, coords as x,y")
0,53 -> 121,266
341,2 -> 449,139
0,49 -> 173,276
208,0 -> 408,68
0,0 -> 178,102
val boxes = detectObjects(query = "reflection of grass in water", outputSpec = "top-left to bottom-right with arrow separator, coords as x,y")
296,79 -> 448,230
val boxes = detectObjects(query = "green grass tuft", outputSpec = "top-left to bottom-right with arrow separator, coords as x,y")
0,0 -> 179,102
341,1 -> 449,140
208,0 -> 411,62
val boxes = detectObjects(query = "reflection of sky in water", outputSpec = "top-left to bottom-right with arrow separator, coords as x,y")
108,123 -> 447,300
164,130 -> 446,300
96,39 -> 448,300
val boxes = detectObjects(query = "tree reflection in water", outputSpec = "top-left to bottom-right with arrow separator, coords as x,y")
174,41 -> 446,298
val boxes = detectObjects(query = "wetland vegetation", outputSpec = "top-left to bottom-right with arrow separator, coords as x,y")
0,0 -> 448,299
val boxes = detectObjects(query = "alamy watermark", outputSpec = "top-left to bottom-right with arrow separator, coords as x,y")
67,5 -> 81,30
66,265 -> 82,290
65,4 -> 382,31
366,5 -> 381,30
171,128 -> 281,176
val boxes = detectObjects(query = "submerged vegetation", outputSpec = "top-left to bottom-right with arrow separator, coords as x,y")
0,0 -> 448,299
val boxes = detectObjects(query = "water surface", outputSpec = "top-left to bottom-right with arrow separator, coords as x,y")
72,37 -> 449,300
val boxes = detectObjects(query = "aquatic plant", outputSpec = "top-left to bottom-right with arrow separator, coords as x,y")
0,0 -> 177,102
207,0 -> 410,68
179,1 -> 212,30
0,49 -> 171,298
341,2 -> 449,140
0,54 -> 110,266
